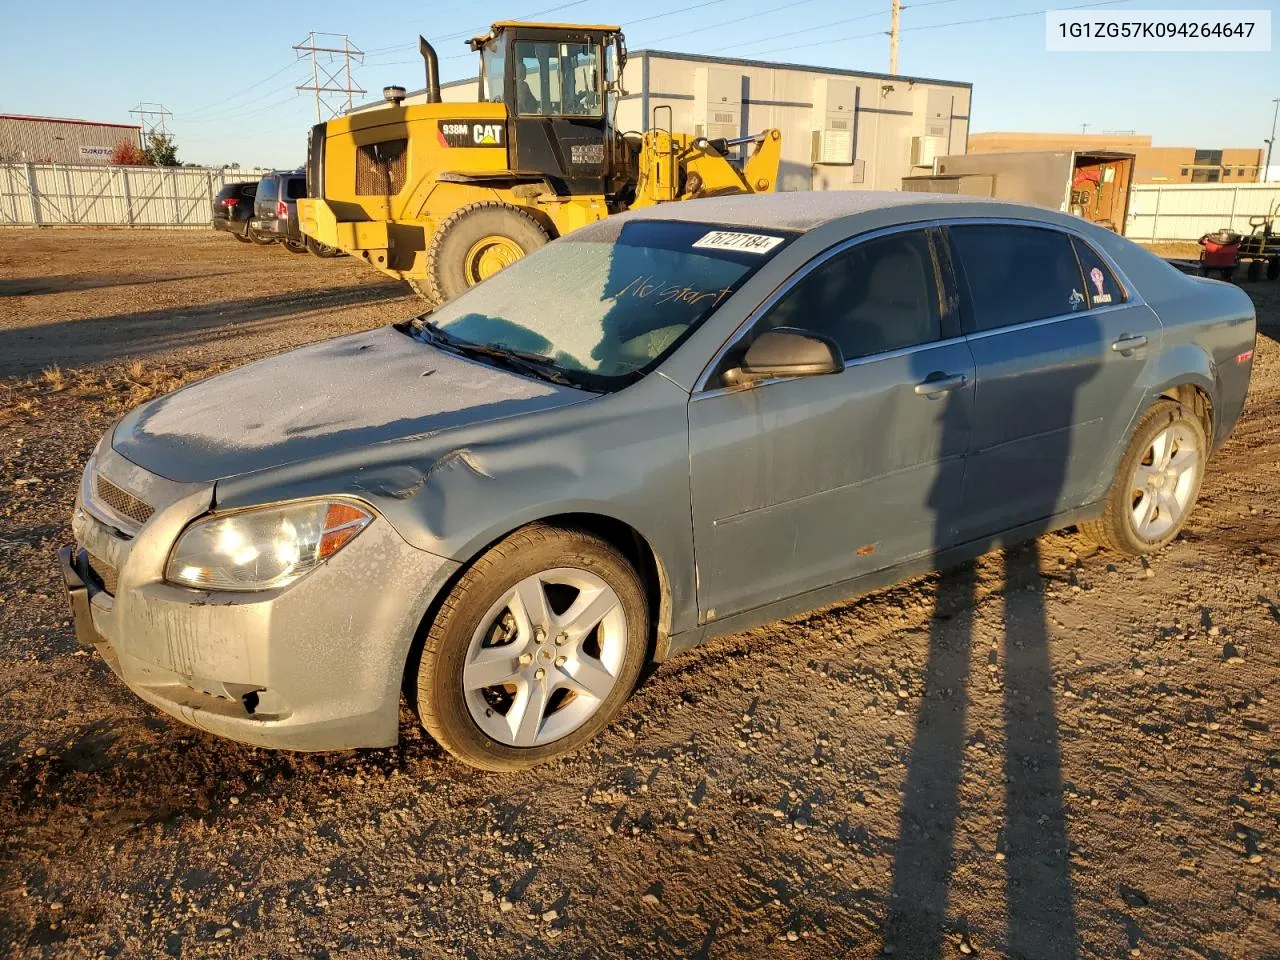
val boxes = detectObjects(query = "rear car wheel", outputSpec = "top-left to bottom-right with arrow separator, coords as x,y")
424,202 -> 551,304
1247,260 -> 1264,282
306,236 -> 342,258
248,228 -> 275,246
284,240 -> 309,255
1267,257 -> 1280,281
233,229 -> 253,244
1079,399 -> 1207,555
414,525 -> 648,771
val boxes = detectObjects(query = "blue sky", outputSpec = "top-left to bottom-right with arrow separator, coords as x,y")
2,0 -> 1277,168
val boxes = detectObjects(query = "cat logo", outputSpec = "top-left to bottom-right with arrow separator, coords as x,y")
438,120 -> 505,149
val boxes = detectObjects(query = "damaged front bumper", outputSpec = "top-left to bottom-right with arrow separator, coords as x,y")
61,445 -> 460,752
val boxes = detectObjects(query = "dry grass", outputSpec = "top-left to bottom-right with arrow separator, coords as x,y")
2,360 -> 226,425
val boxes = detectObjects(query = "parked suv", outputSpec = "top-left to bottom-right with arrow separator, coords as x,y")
251,170 -> 340,256
250,170 -> 308,252
211,181 -> 259,243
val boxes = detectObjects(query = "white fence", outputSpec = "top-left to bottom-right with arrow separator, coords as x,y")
0,163 -> 274,228
1128,182 -> 1280,243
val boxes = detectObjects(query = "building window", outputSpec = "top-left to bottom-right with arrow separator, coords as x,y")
1193,148 -> 1223,166
1191,168 -> 1220,183
1238,168 -> 1246,176
1224,168 -> 1232,177
1180,167 -> 1189,176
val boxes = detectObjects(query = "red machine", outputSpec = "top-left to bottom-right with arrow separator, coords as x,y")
1198,229 -> 1241,280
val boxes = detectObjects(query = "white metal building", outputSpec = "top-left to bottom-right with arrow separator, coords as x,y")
379,49 -> 971,193
615,50 -> 971,192
0,114 -> 142,165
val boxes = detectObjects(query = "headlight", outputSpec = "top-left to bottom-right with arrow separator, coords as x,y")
166,500 -> 372,591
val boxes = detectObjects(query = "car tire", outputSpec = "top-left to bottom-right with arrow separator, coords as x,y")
424,201 -> 551,304
414,524 -> 649,771
284,240 -> 309,254
306,236 -> 342,258
1246,260 -> 1264,282
232,229 -> 253,244
248,229 -> 275,246
1267,257 -> 1280,282
1079,399 -> 1207,556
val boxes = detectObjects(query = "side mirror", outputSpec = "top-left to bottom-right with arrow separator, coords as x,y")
723,327 -> 844,386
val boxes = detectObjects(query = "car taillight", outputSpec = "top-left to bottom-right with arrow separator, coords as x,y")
277,200 -> 287,217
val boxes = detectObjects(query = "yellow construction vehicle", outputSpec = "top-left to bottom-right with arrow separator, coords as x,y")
297,22 -> 782,302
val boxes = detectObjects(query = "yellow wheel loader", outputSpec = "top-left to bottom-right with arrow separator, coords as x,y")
297,21 -> 782,303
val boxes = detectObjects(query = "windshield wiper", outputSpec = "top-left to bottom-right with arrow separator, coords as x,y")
414,319 -> 578,388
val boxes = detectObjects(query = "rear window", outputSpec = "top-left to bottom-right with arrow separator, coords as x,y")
239,183 -> 257,198
215,185 -> 238,201
285,177 -> 306,200
256,177 -> 279,201
1071,236 -> 1127,308
949,224 -> 1087,333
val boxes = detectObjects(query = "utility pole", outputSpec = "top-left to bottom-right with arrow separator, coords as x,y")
1265,97 -> 1279,183
294,33 -> 366,123
129,102 -> 172,145
1081,122 -> 1090,134
888,0 -> 901,75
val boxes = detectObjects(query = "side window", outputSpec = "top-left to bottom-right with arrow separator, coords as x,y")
240,184 -> 257,198
285,178 -> 306,200
949,225 -> 1086,333
512,40 -> 601,117
1071,236 -> 1127,308
760,230 -> 942,361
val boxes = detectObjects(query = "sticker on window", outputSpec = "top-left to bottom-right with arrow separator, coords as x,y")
1089,267 -> 1113,304
692,231 -> 784,254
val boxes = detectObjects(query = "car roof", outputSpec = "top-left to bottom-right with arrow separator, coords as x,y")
610,190 -> 1054,233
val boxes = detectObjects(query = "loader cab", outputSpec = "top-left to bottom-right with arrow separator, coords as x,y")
472,22 -> 625,197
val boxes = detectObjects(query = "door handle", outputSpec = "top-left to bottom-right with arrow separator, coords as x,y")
1111,334 -> 1148,353
913,373 -> 968,397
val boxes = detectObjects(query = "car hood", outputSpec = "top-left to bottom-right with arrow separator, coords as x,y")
112,325 -> 587,483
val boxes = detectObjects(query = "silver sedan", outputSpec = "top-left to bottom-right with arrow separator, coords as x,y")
59,191 -> 1256,770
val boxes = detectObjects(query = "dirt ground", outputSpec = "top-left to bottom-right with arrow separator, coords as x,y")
1,229 -> 1277,960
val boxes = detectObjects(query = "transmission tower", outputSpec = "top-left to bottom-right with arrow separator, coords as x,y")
294,33 -> 366,122
129,102 -> 172,139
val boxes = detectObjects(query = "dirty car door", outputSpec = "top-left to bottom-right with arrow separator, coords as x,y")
946,223 -> 1161,539
688,227 -> 975,622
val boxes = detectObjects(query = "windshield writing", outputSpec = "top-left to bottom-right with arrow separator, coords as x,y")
424,221 -> 790,389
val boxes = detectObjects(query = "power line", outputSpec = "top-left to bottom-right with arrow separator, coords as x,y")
183,63 -> 296,118
708,0 -> 961,55
181,79 -> 311,123
363,0 -> 595,60
637,0 -> 825,47
129,102 -> 172,138
295,32 -> 367,123
743,0 -> 1134,58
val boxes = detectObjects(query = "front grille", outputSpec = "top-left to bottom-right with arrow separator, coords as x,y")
355,139 -> 407,196
87,552 -> 119,595
95,474 -> 154,526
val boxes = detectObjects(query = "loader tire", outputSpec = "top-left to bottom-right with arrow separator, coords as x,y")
425,202 -> 551,304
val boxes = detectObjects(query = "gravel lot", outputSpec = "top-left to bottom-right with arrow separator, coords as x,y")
1,229 -> 1278,959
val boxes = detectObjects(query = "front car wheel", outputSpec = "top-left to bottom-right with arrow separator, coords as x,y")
414,525 -> 649,770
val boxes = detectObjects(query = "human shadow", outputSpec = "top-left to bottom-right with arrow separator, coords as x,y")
883,231 -> 1111,955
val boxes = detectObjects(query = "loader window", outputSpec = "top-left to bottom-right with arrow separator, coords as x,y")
512,40 -> 602,118
480,41 -> 505,103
